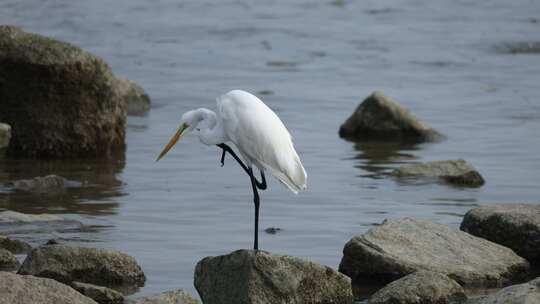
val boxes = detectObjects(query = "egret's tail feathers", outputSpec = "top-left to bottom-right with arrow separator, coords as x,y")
262,157 -> 307,194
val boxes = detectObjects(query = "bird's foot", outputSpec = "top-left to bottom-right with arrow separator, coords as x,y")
220,147 -> 226,167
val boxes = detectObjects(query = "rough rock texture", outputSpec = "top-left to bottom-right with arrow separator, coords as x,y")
115,77 -> 151,116
0,210 -> 64,224
461,204 -> 540,262
339,218 -> 529,288
71,281 -> 124,304
339,91 -> 442,142
0,25 -> 126,158
473,277 -> 540,304
0,236 -> 32,254
0,271 -> 98,304
195,249 -> 353,304
134,289 -> 198,304
0,248 -> 20,271
0,123 -> 10,151
369,271 -> 467,304
18,244 -> 145,289
8,174 -> 67,192
392,159 -> 485,187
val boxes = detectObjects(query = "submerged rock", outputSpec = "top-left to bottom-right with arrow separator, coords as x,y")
0,210 -> 64,224
0,25 -> 126,158
0,236 -> 32,254
18,244 -> 145,291
115,77 -> 151,116
195,249 -> 353,304
473,277 -> 540,304
8,175 -> 67,192
0,248 -> 20,271
134,289 -> 198,304
0,123 -> 10,152
339,91 -> 442,142
0,271 -> 98,304
392,159 -> 485,187
339,218 -> 529,288
369,270 -> 467,304
461,204 -> 540,263
71,281 -> 124,304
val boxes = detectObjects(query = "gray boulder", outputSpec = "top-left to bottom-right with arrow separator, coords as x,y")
0,25 -> 126,158
115,77 -> 151,116
71,281 -> 124,304
461,204 -> 540,262
0,271 -> 98,304
18,244 -> 145,290
339,218 -> 529,288
473,277 -> 540,304
369,270 -> 467,304
0,123 -> 10,152
0,236 -> 32,254
339,91 -> 442,142
8,175 -> 67,192
0,248 -> 20,271
0,210 -> 64,224
134,289 -> 198,304
392,159 -> 485,187
195,249 -> 353,304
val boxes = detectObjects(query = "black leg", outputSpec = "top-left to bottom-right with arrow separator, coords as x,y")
217,143 -> 266,190
248,168 -> 260,250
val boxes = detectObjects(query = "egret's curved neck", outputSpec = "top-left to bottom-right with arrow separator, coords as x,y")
194,109 -> 228,145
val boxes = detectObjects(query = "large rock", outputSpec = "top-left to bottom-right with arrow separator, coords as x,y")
369,270 -> 467,304
134,289 -> 198,304
0,236 -> 32,254
339,91 -> 442,142
7,174 -> 67,192
0,25 -> 126,158
461,204 -> 540,263
392,159 -> 485,187
339,218 -> 529,288
70,281 -> 124,304
0,248 -> 20,271
0,123 -> 10,151
194,249 -> 353,304
473,277 -> 540,304
0,271 -> 98,304
18,244 -> 145,290
115,77 -> 151,116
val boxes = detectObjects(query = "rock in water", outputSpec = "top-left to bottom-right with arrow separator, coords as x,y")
18,244 -> 145,290
194,249 -> 353,304
134,289 -> 198,304
0,123 -> 10,152
0,210 -> 64,224
0,236 -> 32,254
461,204 -> 540,263
0,271 -> 98,304
392,159 -> 485,187
0,25 -> 126,158
339,91 -> 442,142
0,248 -> 20,271
339,218 -> 529,288
474,277 -> 540,304
8,175 -> 67,192
115,77 -> 151,116
70,281 -> 124,304
369,271 -> 467,304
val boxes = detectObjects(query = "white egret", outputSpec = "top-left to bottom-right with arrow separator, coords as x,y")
156,89 -> 307,250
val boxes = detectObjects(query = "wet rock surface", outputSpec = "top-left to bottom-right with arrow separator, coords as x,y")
71,281 -> 124,304
0,236 -> 32,254
0,25 -> 126,158
133,289 -> 198,304
7,174 -> 68,192
0,210 -> 64,224
115,77 -> 151,116
0,248 -> 20,271
392,159 -> 485,187
339,91 -> 442,142
461,204 -> 540,263
471,277 -> 540,304
0,271 -> 98,304
339,218 -> 529,288
18,243 -> 145,291
0,123 -> 10,151
195,249 -> 353,304
369,270 -> 467,304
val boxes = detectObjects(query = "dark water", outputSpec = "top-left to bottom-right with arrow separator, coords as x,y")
1,0 -> 540,300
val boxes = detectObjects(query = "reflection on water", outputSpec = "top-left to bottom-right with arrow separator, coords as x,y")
353,141 -> 420,178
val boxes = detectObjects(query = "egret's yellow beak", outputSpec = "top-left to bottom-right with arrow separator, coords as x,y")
156,123 -> 188,161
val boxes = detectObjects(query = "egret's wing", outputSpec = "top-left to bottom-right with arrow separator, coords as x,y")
217,90 -> 307,193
